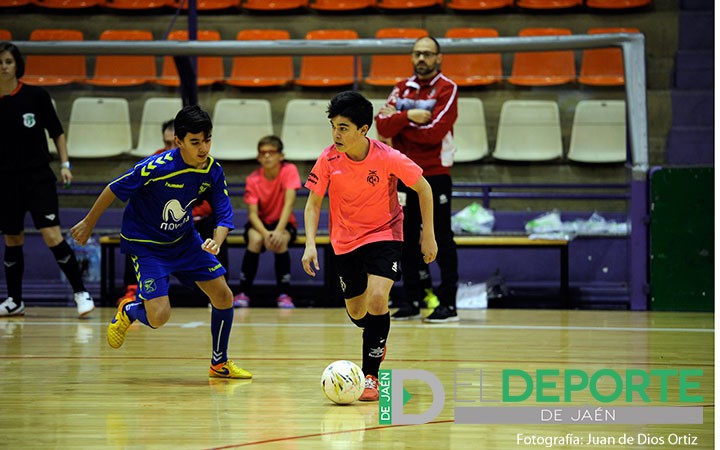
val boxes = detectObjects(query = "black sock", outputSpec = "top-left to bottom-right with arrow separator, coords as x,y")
362,312 -> 390,377
4,245 -> 23,301
274,251 -> 291,293
239,250 -> 259,293
50,241 -> 86,293
348,310 -> 368,328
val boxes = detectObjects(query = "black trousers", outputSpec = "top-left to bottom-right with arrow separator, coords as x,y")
398,174 -> 458,309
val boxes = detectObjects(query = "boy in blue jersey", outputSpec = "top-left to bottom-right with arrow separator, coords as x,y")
71,105 -> 251,379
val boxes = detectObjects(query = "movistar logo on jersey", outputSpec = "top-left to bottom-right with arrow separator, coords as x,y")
161,199 -> 193,231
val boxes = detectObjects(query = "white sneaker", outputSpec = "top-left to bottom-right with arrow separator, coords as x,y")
74,291 -> 95,318
0,297 -> 25,317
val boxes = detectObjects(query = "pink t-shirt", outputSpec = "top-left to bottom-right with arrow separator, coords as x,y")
305,139 -> 423,255
244,162 -> 302,227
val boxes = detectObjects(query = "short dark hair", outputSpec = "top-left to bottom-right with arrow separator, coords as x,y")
174,105 -> 212,140
326,91 -> 373,130
257,135 -> 284,153
161,119 -> 174,134
414,36 -> 441,54
0,41 -> 25,79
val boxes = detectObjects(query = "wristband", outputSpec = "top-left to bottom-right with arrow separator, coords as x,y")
61,161 -> 72,170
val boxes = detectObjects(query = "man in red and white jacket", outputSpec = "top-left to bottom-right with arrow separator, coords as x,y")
375,36 -> 460,323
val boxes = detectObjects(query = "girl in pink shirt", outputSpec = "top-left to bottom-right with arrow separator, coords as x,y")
233,135 -> 301,309
302,91 -> 437,402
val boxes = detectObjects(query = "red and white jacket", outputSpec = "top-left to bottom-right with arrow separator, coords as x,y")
375,71 -> 459,177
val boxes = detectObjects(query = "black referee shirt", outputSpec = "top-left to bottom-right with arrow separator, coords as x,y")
0,83 -> 63,173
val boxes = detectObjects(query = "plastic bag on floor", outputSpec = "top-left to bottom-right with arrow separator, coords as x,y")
452,203 -> 495,234
457,282 -> 488,309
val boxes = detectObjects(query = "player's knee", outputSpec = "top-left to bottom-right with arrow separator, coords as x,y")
147,307 -> 171,328
210,285 -> 233,309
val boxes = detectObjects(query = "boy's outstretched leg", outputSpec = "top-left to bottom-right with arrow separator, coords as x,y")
200,277 -> 252,379
107,297 -> 158,348
107,298 -> 137,348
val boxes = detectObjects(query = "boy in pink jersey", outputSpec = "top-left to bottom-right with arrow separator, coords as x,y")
302,91 -> 437,401
233,135 -> 302,309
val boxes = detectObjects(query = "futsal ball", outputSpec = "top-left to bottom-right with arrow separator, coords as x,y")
321,360 -> 365,405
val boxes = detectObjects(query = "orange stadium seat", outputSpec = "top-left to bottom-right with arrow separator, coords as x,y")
443,28 -> 502,87
0,0 -> 30,7
32,0 -> 98,8
226,29 -> 293,88
578,27 -> 640,86
586,0 -> 651,9
23,29 -> 87,86
446,0 -> 512,10
156,30 -> 224,87
101,0 -> 165,10
365,28 -> 428,87
376,0 -> 440,9
309,0 -> 374,11
86,30 -> 158,87
0,30 -> 12,40
165,0 -> 239,10
296,29 -> 362,88
242,0 -> 307,11
516,0 -> 580,9
508,28 -> 575,86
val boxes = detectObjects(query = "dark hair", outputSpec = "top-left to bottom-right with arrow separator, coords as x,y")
257,135 -> 284,153
174,105 -> 212,140
414,36 -> 441,54
0,41 -> 25,79
326,91 -> 373,130
161,119 -> 174,134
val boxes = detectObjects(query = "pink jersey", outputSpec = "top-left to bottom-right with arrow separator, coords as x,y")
244,162 -> 302,226
305,139 -> 423,255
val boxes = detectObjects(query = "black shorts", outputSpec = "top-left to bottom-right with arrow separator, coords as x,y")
243,221 -> 298,251
0,166 -> 60,234
334,241 -> 402,299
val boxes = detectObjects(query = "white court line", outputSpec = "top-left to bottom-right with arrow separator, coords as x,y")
10,321 -> 714,333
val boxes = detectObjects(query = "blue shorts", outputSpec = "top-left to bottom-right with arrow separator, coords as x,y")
130,233 -> 226,301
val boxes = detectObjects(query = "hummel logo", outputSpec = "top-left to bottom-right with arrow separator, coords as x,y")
392,262 -> 398,272
45,214 -> 56,221
3,262 -> 16,268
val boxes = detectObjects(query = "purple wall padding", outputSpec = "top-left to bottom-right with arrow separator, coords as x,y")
671,91 -> 714,126
674,51 -> 714,90
665,126 -> 715,165
678,12 -> 714,50
680,0 -> 714,11
1,208 -> 631,306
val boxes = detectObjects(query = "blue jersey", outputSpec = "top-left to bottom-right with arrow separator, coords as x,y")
109,149 -> 234,256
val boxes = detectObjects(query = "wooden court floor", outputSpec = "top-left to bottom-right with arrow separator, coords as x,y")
0,307 -> 714,449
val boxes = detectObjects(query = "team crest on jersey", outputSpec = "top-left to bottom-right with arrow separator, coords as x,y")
22,113 -> 36,128
199,181 -> 211,195
143,279 -> 157,293
367,170 -> 379,186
